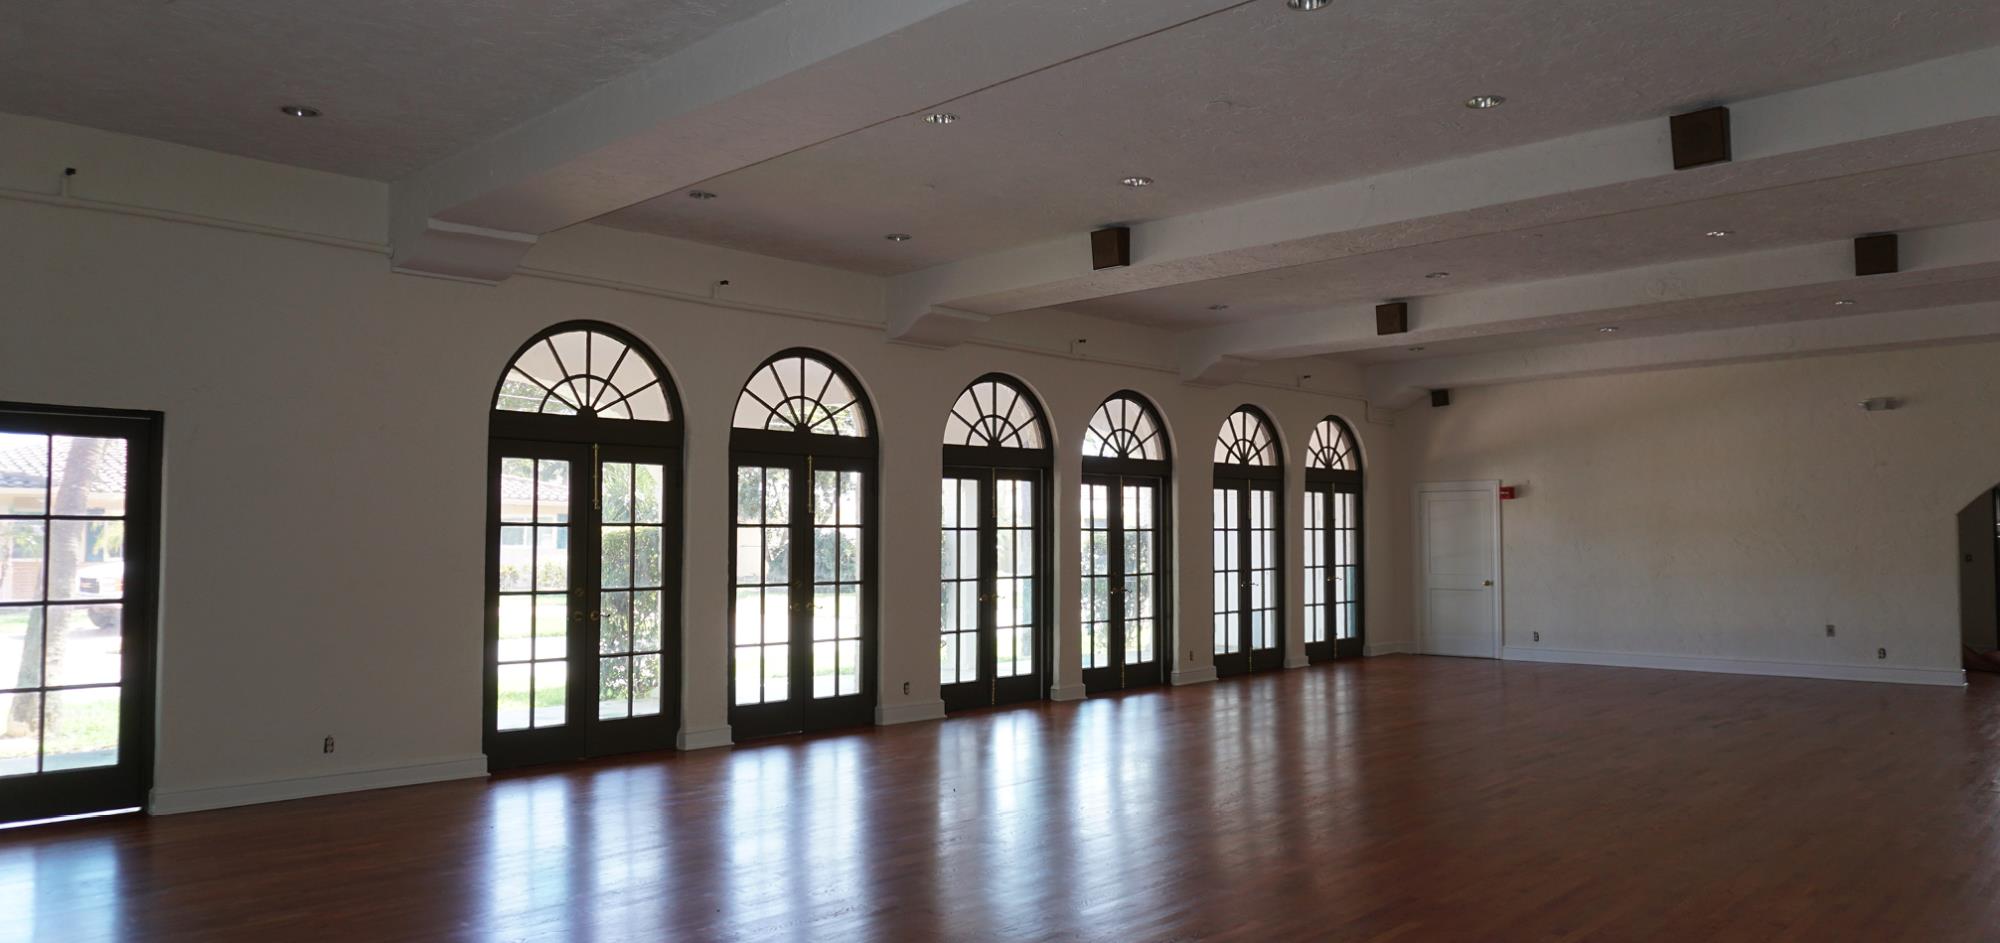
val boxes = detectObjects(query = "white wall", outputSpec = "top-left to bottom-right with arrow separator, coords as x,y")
0,115 -> 1402,810
1398,344 -> 2000,682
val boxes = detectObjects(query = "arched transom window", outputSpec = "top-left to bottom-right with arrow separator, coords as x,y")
495,328 -> 672,421
1214,408 -> 1278,466
944,377 -> 1046,449
1083,395 -> 1165,461
732,354 -> 870,436
1307,417 -> 1359,471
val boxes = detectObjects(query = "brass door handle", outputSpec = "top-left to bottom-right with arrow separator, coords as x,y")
1482,580 -> 1494,587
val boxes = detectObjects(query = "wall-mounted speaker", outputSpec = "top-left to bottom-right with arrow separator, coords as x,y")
1376,301 -> 1409,335
1091,227 -> 1131,270
1669,106 -> 1732,170
1430,389 -> 1451,408
1854,233 -> 1899,276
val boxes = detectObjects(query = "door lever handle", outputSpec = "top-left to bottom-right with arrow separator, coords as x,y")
1482,580 -> 1494,587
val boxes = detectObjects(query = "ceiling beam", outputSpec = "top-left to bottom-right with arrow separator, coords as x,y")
387,0 -> 1247,282
892,45 -> 2000,345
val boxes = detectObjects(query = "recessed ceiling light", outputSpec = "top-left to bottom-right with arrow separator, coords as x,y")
1121,176 -> 1154,188
1208,304 -> 1230,311
1464,95 -> 1506,110
1833,299 -> 1857,306
1598,326 -> 1622,333
279,105 -> 320,118
885,233 -> 913,242
1286,0 -> 1330,10
923,113 -> 958,125
687,190 -> 717,200
1425,271 -> 1451,279
1705,229 -> 1733,238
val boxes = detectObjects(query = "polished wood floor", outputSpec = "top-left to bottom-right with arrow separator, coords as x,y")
4,655 -> 1998,942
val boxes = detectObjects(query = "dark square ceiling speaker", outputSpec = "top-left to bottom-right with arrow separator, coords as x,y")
1376,301 -> 1409,335
1091,227 -> 1131,270
1430,389 -> 1451,408
1854,233 -> 1899,276
1669,106 -> 1731,170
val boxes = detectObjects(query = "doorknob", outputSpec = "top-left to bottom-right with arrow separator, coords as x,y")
1482,580 -> 1494,587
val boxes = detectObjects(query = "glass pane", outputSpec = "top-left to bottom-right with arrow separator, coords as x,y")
838,639 -> 860,696
498,595 -> 533,662
734,588 -> 762,646
0,434 -> 49,516
46,605 -> 120,686
43,686 -> 118,771
598,656 -> 630,720
500,458 -> 535,523
0,521 -> 46,602
736,468 -> 763,524
764,470 -> 790,524
499,527 -> 532,591
735,528 -> 761,586
536,461 -> 570,523
599,590 -> 631,654
497,663 -> 532,731
734,647 -> 761,706
0,692 -> 37,776
51,437 -> 126,517
534,595 -> 568,660
940,632 -> 957,685
814,587 -> 836,641
600,526 -> 630,589
47,520 -> 122,601
536,527 -> 568,591
633,653 -> 662,716
838,586 -> 860,639
634,465 -> 664,524
764,588 -> 788,643
764,529 -> 790,583
762,644 -> 789,703
633,590 -> 661,651
602,462 -> 632,524
631,526 -> 661,590
533,661 -> 567,727
0,607 -> 43,690
814,641 -> 836,698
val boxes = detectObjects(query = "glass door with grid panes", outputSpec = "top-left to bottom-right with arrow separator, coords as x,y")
487,443 -> 681,767
1304,416 -> 1364,661
0,408 -> 157,824
940,468 -> 1045,711
1213,478 -> 1281,676
1080,475 -> 1165,693
730,456 -> 873,739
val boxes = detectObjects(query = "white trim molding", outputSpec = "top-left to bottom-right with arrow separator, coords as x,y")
149,755 -> 488,815
1365,641 -> 1418,656
676,725 -> 733,750
1283,654 -> 1310,669
1502,646 -> 1966,687
1049,682 -> 1088,702
1171,666 -> 1219,685
875,700 -> 946,726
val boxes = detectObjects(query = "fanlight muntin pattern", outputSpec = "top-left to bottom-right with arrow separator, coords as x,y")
1083,395 -> 1166,462
496,328 -> 672,421
1307,417 -> 1360,472
943,377 -> 1047,449
1214,407 -> 1279,466
732,354 -> 871,437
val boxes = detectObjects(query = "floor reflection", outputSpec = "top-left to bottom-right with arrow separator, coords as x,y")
0,832 -> 124,943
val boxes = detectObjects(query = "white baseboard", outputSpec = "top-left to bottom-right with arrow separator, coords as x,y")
1170,666 -> 1218,685
149,755 -> 488,815
1501,645 -> 1966,687
875,699 -> 946,726
1365,641 -> 1417,656
1283,654 -> 1310,669
677,725 -> 732,750
1049,682 -> 1087,701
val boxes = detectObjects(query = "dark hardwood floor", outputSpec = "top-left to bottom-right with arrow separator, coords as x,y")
3,655 -> 1997,942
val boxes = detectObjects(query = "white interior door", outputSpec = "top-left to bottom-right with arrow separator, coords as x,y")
1418,482 -> 1500,658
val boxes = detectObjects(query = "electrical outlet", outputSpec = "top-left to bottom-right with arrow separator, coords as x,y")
1532,631 -> 1540,642
902,681 -> 910,695
322,735 -> 335,754
1826,624 -> 1836,638
1878,648 -> 1887,660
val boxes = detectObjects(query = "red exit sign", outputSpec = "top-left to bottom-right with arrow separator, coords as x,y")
1499,485 -> 1518,500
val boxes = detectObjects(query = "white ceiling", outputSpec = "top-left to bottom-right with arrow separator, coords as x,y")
0,0 -> 787,179
598,0 -> 2000,275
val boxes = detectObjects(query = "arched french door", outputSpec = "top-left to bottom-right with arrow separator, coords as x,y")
728,350 -> 877,739
485,322 -> 684,770
940,374 -> 1051,712
1080,392 -> 1172,694
1304,416 -> 1364,661
1212,406 -> 1283,677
